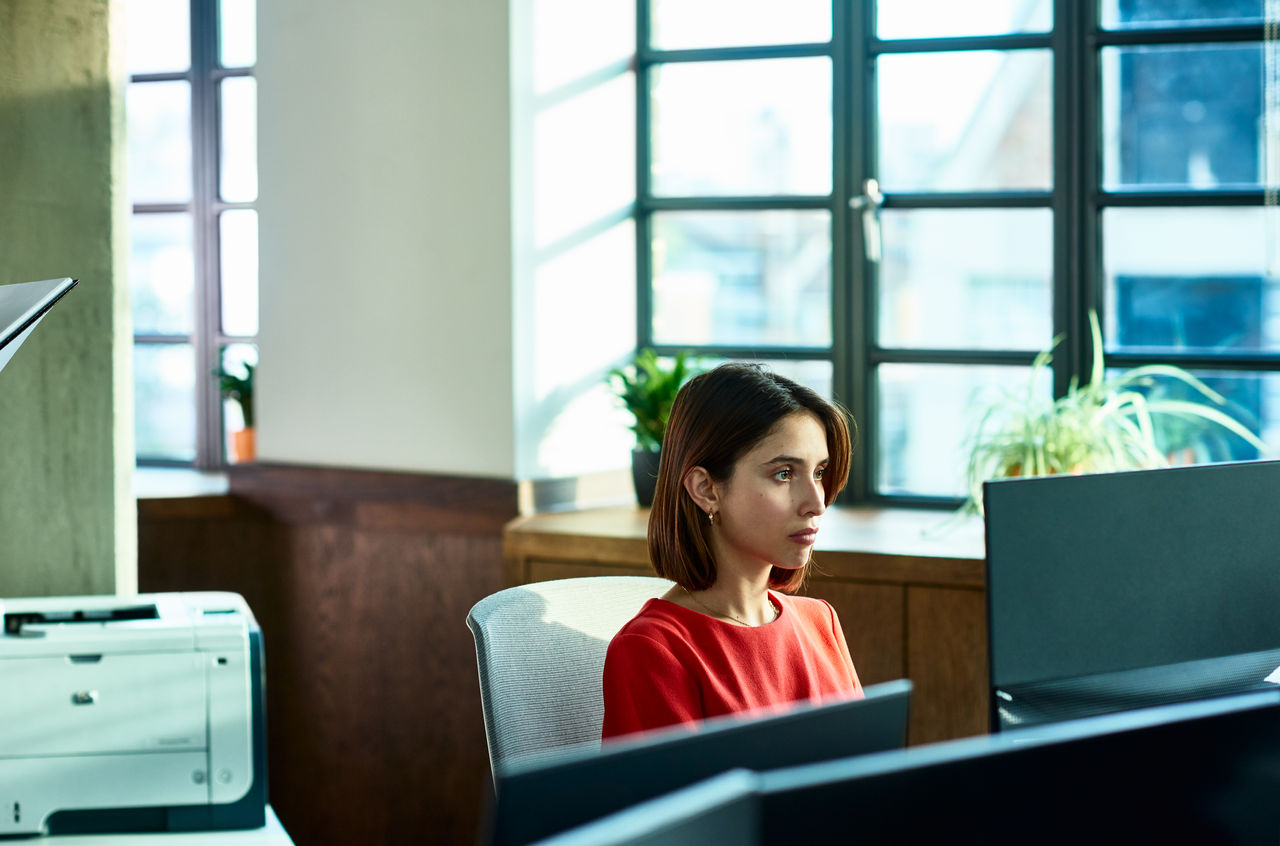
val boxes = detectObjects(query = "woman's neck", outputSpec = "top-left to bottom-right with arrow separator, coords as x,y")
694,566 -> 776,626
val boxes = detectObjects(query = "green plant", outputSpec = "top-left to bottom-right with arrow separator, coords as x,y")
608,349 -> 696,451
963,312 -> 1268,514
216,354 -> 255,429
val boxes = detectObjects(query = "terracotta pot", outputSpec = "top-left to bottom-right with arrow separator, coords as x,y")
232,427 -> 256,463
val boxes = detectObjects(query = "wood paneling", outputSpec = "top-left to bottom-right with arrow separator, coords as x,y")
802,581 -> 905,688
906,585 -> 990,744
138,465 -> 518,846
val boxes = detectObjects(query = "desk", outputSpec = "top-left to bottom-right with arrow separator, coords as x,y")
46,808 -> 292,845
503,505 -> 988,744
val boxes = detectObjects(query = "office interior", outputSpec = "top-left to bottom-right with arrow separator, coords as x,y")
3,1 -> 1279,844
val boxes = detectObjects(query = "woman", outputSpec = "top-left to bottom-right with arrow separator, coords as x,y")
602,362 -> 863,740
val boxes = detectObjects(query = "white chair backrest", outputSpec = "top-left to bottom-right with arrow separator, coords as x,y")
466,576 -> 672,777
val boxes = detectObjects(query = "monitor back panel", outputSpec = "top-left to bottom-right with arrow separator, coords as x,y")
491,679 -> 910,846
762,691 -> 1280,844
984,460 -> 1280,692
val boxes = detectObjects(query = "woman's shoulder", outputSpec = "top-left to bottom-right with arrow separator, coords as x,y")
613,598 -> 697,641
776,593 -> 837,623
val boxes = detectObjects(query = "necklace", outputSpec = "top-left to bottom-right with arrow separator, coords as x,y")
682,585 -> 778,627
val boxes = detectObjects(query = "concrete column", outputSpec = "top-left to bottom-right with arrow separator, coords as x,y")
0,0 -> 134,596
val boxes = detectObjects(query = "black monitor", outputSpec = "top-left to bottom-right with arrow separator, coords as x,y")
488,679 -> 911,846
527,770 -> 761,846
759,690 -> 1280,844
983,461 -> 1280,729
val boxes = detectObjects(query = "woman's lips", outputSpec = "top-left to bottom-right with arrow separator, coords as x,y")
789,528 -> 818,545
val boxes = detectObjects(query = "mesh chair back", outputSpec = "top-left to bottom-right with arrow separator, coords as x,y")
466,576 -> 672,776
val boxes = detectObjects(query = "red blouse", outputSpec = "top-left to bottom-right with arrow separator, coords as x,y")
601,592 -> 863,740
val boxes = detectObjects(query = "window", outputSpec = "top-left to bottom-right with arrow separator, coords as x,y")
127,0 -> 258,468
637,0 -> 1279,502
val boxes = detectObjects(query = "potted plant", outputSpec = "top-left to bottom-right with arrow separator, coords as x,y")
608,349 -> 696,506
962,312 -> 1268,514
217,353 -> 256,463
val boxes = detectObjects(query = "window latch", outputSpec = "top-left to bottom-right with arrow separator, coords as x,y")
849,178 -> 883,263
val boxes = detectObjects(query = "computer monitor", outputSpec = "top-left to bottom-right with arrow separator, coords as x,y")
0,277 -> 77,376
527,770 -> 761,846
489,679 -> 911,846
758,689 -> 1280,843
983,461 -> 1280,729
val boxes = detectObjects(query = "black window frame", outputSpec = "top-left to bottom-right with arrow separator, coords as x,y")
634,1 -> 1277,506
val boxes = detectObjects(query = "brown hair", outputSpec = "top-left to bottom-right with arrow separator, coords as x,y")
647,362 -> 853,592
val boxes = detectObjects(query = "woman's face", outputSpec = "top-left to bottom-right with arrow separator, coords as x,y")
710,410 -> 829,576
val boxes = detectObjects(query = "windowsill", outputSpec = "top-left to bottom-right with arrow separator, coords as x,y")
133,467 -> 230,499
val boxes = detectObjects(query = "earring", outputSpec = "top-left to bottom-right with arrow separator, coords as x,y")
706,510 -> 716,526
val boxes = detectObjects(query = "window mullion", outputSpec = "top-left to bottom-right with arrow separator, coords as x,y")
635,0 -> 653,352
1051,0 -> 1091,397
839,0 -> 872,502
190,0 -> 221,469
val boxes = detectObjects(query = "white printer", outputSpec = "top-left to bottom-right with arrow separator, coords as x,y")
0,591 -> 267,836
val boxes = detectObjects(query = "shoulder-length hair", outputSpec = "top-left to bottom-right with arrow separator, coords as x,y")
647,362 -> 853,593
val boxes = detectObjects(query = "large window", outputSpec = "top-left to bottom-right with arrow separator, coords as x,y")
636,0 -> 1279,502
127,0 -> 258,468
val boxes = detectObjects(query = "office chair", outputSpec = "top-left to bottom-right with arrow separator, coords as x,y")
466,575 -> 673,778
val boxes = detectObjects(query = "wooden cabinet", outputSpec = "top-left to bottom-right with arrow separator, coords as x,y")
504,505 -> 989,745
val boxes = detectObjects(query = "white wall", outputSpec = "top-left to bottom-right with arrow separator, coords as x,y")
257,0 -> 639,482
257,0 -> 517,477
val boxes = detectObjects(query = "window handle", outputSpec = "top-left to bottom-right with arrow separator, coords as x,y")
849,178 -> 883,263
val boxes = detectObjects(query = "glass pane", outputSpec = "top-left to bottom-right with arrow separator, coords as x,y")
220,210 -> 259,336
879,209 -> 1053,350
220,0 -> 257,67
127,81 -> 192,204
1102,208 -> 1280,353
1101,43 -> 1264,191
652,210 -> 831,347
1104,367 -> 1270,464
130,213 -> 195,335
651,58 -> 831,197
220,76 -> 258,202
126,0 -> 190,75
1100,0 -> 1264,29
651,0 -> 830,50
134,343 -> 196,462
692,356 -> 834,400
877,50 -> 1052,193
878,0 -> 1051,39
877,363 -> 1043,497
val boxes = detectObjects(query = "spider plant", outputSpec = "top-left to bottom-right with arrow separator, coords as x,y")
963,312 -> 1268,514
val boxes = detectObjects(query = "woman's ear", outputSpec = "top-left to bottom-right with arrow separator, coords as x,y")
682,466 -> 720,515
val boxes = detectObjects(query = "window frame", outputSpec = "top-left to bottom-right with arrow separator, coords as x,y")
634,1 -> 1277,506
129,0 -> 257,469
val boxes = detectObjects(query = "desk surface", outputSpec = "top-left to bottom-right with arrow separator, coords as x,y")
47,807 -> 291,845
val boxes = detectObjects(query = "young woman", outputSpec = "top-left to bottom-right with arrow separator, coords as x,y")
602,362 -> 863,740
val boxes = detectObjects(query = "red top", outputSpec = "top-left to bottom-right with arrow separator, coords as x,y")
601,592 -> 864,740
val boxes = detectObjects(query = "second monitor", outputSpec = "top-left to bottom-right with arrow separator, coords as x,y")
489,679 -> 911,846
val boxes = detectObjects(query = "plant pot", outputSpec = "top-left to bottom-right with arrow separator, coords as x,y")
631,448 -> 661,507
232,427 -> 256,463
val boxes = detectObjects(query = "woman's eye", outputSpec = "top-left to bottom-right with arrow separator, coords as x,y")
815,467 -> 825,480
774,468 -> 791,481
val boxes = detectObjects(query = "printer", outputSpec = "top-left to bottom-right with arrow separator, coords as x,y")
0,591 -> 267,836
